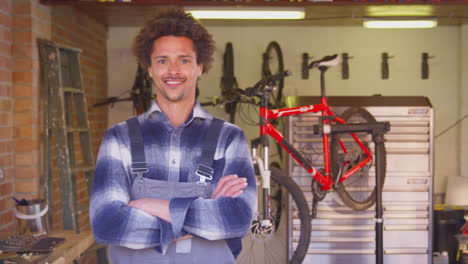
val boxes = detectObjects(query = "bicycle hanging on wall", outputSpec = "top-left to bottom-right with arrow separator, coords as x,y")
93,65 -> 153,115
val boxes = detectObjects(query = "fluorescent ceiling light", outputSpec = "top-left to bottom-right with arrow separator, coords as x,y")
363,18 -> 437,28
185,7 -> 305,20
366,5 -> 435,17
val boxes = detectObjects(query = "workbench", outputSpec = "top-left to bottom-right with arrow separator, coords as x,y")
0,230 -> 96,264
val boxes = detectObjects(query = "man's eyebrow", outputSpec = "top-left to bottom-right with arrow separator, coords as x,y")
152,55 -> 194,59
178,55 -> 194,59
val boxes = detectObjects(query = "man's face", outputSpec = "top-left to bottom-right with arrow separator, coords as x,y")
147,36 -> 203,105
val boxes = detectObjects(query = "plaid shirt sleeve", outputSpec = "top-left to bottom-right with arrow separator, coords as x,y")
90,126 -> 164,249
90,121 -> 257,253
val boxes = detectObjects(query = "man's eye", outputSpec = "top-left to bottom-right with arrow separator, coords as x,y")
157,59 -> 166,64
181,59 -> 190,63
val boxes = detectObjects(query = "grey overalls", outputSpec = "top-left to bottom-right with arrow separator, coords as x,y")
107,117 -> 235,264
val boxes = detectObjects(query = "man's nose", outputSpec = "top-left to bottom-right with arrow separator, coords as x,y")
167,62 -> 180,73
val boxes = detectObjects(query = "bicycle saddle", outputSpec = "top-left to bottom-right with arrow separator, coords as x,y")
309,54 -> 340,68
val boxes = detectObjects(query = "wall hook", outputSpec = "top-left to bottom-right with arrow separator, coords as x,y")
381,53 -> 394,80
302,53 -> 313,79
422,53 -> 435,80
341,53 -> 353,80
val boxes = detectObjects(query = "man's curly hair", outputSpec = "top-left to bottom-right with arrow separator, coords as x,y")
133,9 -> 215,73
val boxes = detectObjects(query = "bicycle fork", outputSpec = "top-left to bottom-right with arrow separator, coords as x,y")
252,143 -> 273,229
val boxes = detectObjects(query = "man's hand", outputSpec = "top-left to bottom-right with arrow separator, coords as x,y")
211,174 -> 248,199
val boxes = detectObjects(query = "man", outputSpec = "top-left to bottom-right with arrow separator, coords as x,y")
90,9 -> 257,263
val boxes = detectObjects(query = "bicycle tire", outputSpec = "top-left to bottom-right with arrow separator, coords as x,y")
237,166 -> 311,264
221,42 -> 238,123
262,41 -> 286,161
262,41 -> 284,109
330,107 -> 386,211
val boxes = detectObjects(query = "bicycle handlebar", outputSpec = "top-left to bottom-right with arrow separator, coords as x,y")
266,69 -> 292,83
245,69 -> 292,96
200,69 -> 292,107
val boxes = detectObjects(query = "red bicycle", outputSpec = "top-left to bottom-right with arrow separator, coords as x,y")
204,55 -> 390,264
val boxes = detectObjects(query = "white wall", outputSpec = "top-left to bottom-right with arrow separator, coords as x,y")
107,25 -> 464,194
461,24 -> 468,178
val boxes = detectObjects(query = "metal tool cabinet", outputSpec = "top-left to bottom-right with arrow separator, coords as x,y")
285,96 -> 433,264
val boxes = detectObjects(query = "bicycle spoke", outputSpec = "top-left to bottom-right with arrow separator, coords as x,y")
237,237 -> 255,264
238,232 -> 287,264
263,237 -> 285,264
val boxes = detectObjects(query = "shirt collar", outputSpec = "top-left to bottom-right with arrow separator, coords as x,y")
144,100 -> 213,125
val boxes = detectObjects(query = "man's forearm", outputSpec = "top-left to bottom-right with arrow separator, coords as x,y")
128,174 -> 247,222
128,198 -> 171,223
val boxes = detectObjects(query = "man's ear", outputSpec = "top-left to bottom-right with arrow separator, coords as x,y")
198,64 -> 204,77
147,68 -> 153,78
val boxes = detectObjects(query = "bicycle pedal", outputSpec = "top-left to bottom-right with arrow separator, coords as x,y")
310,195 -> 320,219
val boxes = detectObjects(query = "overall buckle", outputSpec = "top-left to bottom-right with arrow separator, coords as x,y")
131,162 -> 148,179
196,164 -> 213,185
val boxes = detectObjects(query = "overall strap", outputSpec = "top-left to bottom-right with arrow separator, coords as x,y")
126,117 -> 148,178
196,118 -> 225,184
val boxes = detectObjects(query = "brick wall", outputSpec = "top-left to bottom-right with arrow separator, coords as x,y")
12,0 -> 51,209
0,0 -> 108,233
0,0 -> 13,232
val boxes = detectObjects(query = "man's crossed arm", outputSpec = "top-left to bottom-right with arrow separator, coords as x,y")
127,174 -> 248,222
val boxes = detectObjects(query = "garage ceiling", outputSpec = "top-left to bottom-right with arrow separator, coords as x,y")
42,1 -> 468,27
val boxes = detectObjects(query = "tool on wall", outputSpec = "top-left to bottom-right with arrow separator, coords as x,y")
301,53 -> 312,79
381,52 -> 394,80
38,39 -> 94,234
422,52 -> 435,80
341,53 -> 353,80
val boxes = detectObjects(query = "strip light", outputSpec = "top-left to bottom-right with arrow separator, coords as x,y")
185,7 -> 305,20
363,18 -> 437,28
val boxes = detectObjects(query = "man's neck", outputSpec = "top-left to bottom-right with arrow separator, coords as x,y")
157,99 -> 194,128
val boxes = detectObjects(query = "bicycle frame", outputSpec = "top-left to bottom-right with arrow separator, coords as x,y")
258,94 -> 373,192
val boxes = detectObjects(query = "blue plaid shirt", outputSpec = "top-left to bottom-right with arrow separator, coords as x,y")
90,101 -> 257,257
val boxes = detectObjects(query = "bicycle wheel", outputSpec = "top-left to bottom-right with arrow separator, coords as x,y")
330,107 -> 386,211
237,166 -> 311,264
262,41 -> 284,109
221,42 -> 239,123
262,41 -> 286,161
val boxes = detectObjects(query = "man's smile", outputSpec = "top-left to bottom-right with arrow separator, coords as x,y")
163,78 -> 185,86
